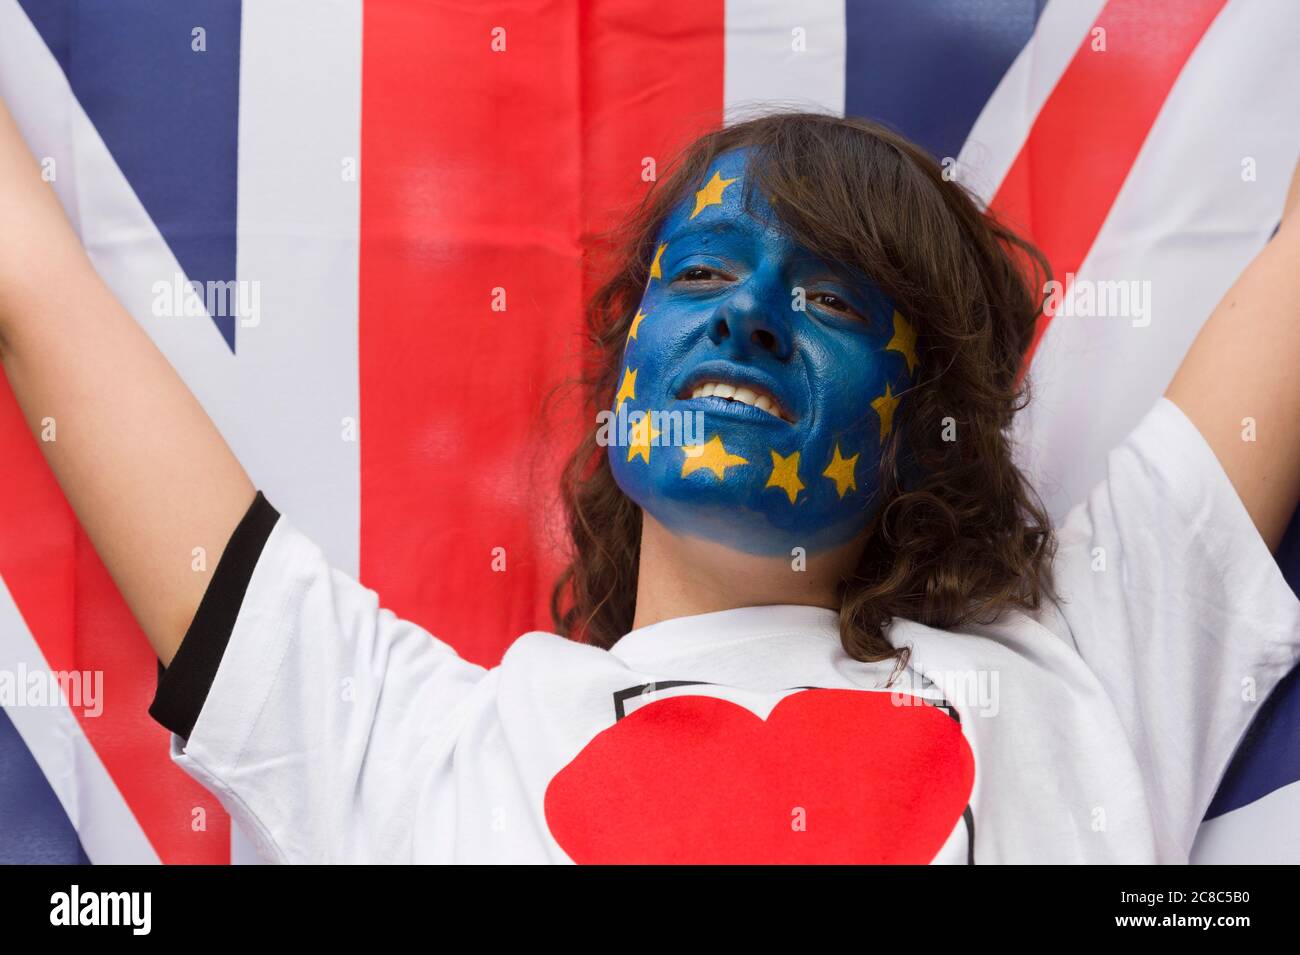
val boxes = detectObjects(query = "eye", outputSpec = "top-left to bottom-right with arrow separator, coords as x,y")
673,266 -> 733,284
811,291 -> 859,318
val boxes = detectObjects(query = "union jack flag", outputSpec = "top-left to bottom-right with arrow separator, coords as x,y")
0,0 -> 1296,863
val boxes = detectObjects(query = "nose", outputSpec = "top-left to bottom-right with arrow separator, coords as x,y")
707,282 -> 794,362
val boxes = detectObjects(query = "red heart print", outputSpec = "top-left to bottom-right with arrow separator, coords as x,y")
544,687 -> 975,863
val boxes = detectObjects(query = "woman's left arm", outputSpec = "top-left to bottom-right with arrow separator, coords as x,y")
1167,158 -> 1300,552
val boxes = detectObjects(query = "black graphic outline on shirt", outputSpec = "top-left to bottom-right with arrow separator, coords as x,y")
610,680 -> 976,865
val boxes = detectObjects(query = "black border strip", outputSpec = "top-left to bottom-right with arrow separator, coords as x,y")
148,490 -> 280,740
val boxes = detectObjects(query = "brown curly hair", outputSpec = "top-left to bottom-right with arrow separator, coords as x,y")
550,111 -> 1056,667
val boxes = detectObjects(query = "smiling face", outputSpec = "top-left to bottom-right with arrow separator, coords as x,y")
607,147 -> 917,557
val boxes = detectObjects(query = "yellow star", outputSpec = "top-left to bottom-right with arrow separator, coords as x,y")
871,383 -> 902,440
885,310 -> 918,375
649,243 -> 667,281
689,170 -> 738,220
681,434 -> 748,480
627,308 -> 647,342
615,367 -> 637,411
765,449 -> 805,504
627,413 -> 661,464
822,443 -> 859,499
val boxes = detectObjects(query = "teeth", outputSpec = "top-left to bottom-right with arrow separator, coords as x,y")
687,380 -> 786,420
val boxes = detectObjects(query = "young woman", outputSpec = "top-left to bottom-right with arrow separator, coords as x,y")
1,102 -> 1297,863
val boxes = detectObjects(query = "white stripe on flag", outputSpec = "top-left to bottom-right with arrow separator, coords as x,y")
0,573 -> 161,864
234,0 -> 363,577
957,0 -> 1107,204
1014,0 -> 1300,524
724,0 -> 846,121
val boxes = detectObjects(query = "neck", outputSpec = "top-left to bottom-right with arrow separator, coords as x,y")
630,514 -> 863,632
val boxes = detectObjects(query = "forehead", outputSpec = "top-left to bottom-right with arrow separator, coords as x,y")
655,146 -> 784,244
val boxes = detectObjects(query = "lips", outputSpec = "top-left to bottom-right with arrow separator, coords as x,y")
674,362 -> 799,424
685,380 -> 791,422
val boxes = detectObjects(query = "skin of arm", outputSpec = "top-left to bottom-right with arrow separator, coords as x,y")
1166,158 -> 1300,552
0,97 -> 255,667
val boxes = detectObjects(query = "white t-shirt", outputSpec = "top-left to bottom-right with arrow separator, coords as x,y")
163,398 -> 1300,863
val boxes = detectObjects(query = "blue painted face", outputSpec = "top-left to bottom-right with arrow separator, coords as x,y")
607,148 -> 916,556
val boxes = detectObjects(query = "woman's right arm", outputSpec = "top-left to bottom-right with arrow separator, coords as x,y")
0,96 -> 255,667
1,98 -> 492,862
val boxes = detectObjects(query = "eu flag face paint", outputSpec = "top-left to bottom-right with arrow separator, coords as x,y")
607,148 -> 916,556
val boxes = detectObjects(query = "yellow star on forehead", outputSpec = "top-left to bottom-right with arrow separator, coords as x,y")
681,434 -> 749,480
689,170 -> 738,220
648,242 -> 667,281
615,367 -> 637,411
822,443 -> 859,499
885,310 -> 918,375
627,413 -> 661,464
627,308 -> 647,342
871,383 -> 902,441
765,449 -> 805,505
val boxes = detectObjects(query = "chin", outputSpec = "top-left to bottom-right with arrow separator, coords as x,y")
612,453 -> 876,558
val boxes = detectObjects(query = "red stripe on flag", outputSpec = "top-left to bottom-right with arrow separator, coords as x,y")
0,384 -> 230,863
992,0 -> 1228,365
359,1 -> 724,665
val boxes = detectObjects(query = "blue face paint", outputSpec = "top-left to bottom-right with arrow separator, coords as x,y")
607,147 -> 916,556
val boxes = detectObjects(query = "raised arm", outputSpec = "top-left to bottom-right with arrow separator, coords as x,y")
1166,158 -> 1300,551
0,96 -> 254,666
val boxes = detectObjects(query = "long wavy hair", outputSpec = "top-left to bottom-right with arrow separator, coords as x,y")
550,111 -> 1056,666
